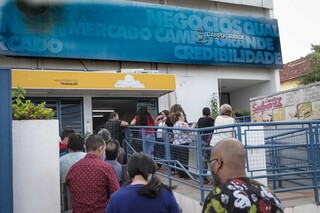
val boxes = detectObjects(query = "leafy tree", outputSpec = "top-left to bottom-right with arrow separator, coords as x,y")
299,44 -> 320,85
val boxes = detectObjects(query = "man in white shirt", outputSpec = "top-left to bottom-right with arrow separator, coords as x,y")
59,133 -> 86,183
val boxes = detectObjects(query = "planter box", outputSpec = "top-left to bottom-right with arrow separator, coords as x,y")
13,120 -> 60,213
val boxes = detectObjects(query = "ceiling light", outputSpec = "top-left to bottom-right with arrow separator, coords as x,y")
92,109 -> 114,113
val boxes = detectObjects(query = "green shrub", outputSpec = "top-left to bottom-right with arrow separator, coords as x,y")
234,108 -> 251,117
12,86 -> 54,120
210,92 -> 219,118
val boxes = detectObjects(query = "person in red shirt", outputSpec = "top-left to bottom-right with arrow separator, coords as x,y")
59,129 -> 75,157
66,134 -> 120,213
130,106 -> 155,156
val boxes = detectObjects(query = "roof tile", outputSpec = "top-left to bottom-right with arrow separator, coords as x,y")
280,57 -> 313,83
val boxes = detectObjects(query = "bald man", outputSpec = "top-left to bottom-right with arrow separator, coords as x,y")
202,138 -> 283,213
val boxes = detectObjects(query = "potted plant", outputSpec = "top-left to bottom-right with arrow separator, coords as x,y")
12,86 -> 60,213
210,92 -> 219,118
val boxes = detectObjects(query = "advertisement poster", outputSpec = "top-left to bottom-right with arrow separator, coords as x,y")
250,82 -> 320,122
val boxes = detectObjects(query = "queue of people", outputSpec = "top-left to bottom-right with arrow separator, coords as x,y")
65,134 -> 120,213
59,130 -> 181,213
58,104 -> 283,213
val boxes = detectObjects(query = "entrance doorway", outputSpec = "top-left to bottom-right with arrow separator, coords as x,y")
92,98 -> 158,133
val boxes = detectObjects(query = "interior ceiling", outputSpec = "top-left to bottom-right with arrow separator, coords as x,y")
25,89 -> 173,98
219,79 -> 267,93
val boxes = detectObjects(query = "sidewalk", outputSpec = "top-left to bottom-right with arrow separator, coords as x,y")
157,168 -> 319,212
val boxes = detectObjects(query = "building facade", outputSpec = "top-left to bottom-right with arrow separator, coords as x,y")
280,57 -> 312,91
0,0 -> 282,133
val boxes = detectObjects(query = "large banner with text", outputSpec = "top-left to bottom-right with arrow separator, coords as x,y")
0,0 -> 282,68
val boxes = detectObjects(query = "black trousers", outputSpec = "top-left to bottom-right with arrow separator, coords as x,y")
171,143 -> 189,179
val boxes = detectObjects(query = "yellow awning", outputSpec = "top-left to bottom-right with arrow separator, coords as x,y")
12,69 -> 176,91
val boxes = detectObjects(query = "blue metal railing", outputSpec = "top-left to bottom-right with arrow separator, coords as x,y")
235,116 -> 251,123
124,121 -> 320,204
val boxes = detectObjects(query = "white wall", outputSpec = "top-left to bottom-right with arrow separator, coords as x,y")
12,120 -> 60,213
175,75 -> 218,121
270,69 -> 281,93
135,0 -> 271,17
159,64 -> 275,120
210,0 -> 273,9
158,63 -> 278,120
160,64 -> 219,121
230,81 -> 270,110
230,68 -> 281,110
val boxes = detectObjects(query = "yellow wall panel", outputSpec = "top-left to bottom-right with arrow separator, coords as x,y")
12,69 -> 176,91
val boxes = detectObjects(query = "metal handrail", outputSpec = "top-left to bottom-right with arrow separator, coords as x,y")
124,121 -> 320,204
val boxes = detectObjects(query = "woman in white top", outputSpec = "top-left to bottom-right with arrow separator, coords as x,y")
210,104 -> 236,146
170,111 -> 196,179
154,110 -> 169,141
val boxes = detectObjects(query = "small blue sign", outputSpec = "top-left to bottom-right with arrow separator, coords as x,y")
0,0 -> 282,68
